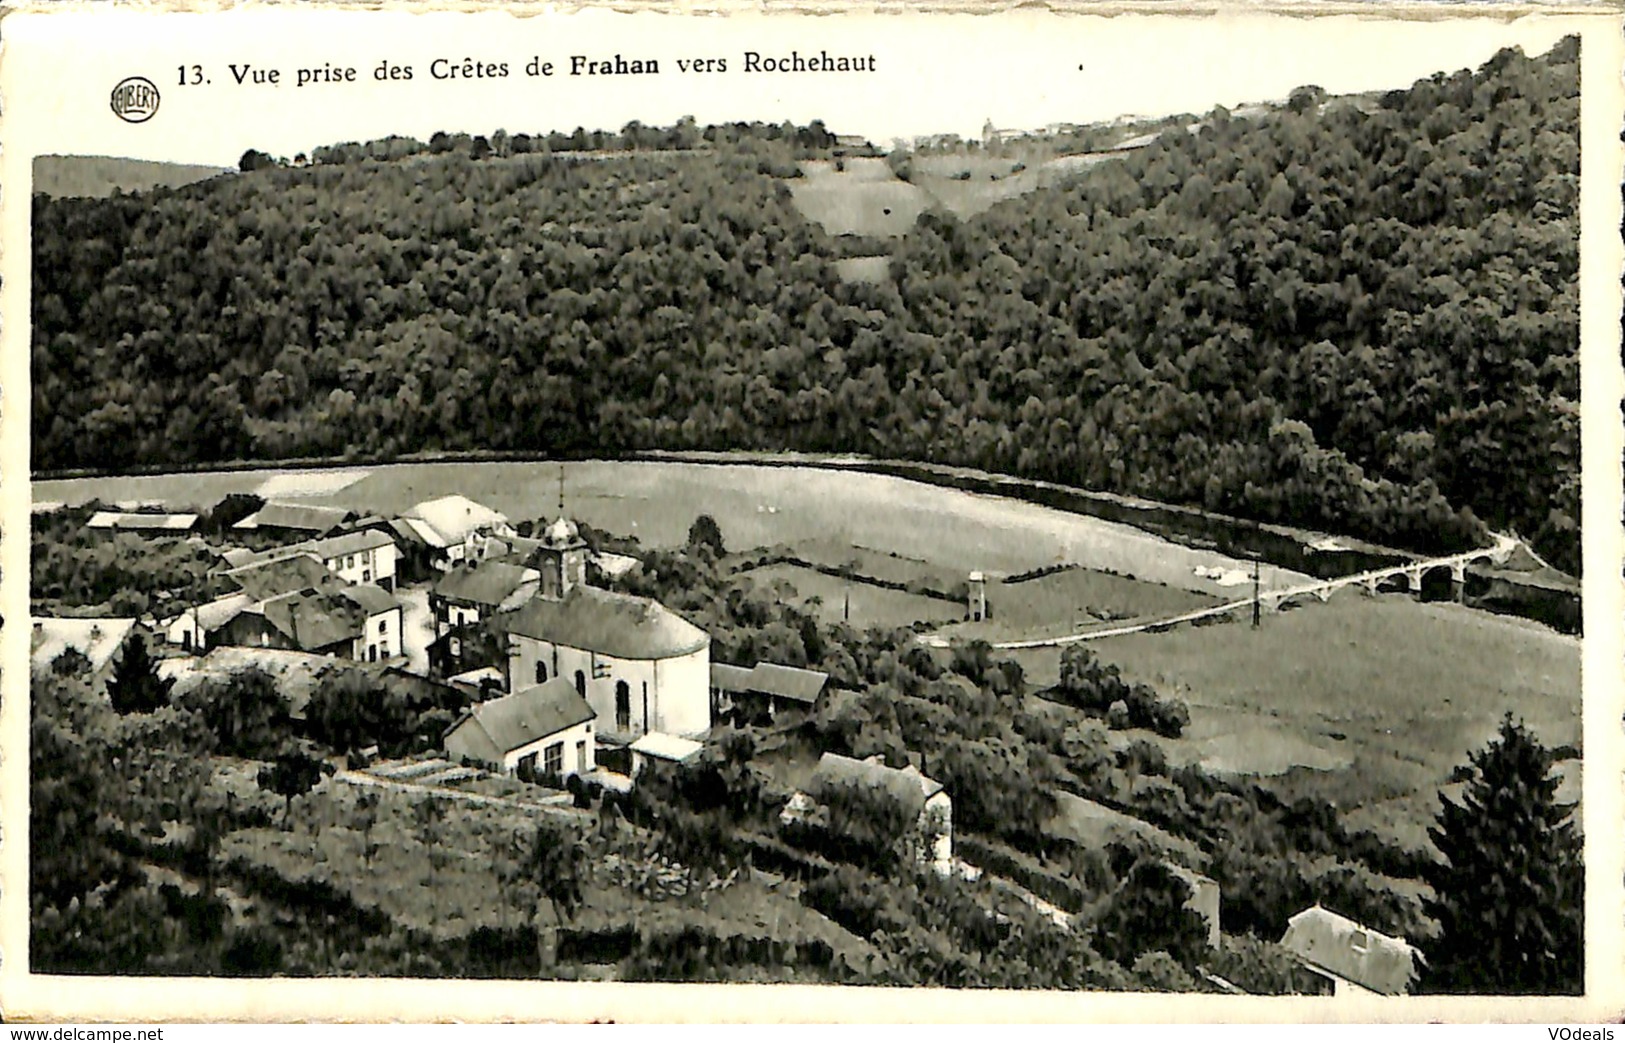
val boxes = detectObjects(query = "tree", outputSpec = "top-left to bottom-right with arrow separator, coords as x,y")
1091,859 -> 1211,970
107,632 -> 173,715
1421,714 -> 1583,994
256,746 -> 329,826
515,819 -> 586,968
184,667 -> 290,757
686,514 -> 727,558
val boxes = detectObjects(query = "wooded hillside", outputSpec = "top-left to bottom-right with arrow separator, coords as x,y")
32,39 -> 1579,571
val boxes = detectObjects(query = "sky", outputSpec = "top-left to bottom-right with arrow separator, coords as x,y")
0,8 -> 1590,169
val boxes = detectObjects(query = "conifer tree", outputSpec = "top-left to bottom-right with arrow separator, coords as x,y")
1422,714 -> 1583,994
106,632 -> 173,715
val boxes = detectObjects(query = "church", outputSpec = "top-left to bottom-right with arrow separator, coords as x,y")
490,517 -> 713,743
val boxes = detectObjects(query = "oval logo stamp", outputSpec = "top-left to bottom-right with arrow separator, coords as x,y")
109,76 -> 160,123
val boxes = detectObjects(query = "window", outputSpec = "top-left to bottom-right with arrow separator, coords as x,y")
368,644 -> 378,662
576,740 -> 588,772
535,661 -> 548,684
615,680 -> 631,732
449,637 -> 462,657
378,642 -> 390,658
544,742 -> 564,776
456,610 -> 466,627
1349,931 -> 1369,953
346,555 -> 355,568
575,670 -> 586,697
380,617 -> 389,633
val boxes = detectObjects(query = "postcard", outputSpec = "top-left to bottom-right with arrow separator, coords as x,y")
2,1 -> 1621,1024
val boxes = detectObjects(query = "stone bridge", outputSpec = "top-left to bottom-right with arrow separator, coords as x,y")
920,535 -> 1520,652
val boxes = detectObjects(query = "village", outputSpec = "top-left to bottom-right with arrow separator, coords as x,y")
28,476 -> 1461,995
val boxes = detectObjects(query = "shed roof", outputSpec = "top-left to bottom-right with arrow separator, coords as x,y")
87,511 -> 199,531
30,617 -> 137,674
403,495 -> 509,548
630,732 -> 704,763
811,752 -> 944,816
233,502 -> 350,534
711,663 -> 756,693
1280,905 -> 1419,996
433,560 -> 539,607
497,586 -> 709,661
747,663 -> 828,704
446,678 -> 596,758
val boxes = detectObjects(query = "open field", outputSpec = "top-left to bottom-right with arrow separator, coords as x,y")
1085,593 -> 1579,814
932,567 -> 1222,645
781,538 -> 969,593
739,563 -> 965,630
37,460 -> 1311,597
789,158 -> 931,237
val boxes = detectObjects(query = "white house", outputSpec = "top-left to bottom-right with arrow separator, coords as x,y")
430,559 -> 540,638
444,677 -> 597,778
1279,905 -> 1420,996
30,617 -> 139,687
399,494 -> 515,570
494,516 -> 712,742
221,529 -> 399,590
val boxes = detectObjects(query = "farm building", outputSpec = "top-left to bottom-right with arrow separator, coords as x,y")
710,661 -> 829,725
1279,905 -> 1420,997
86,511 -> 199,533
164,592 -> 255,652
222,529 -> 399,590
782,752 -> 953,875
399,494 -> 515,570
30,616 -> 140,689
225,555 -> 343,602
444,677 -> 596,779
232,502 -> 352,537
629,732 -> 704,777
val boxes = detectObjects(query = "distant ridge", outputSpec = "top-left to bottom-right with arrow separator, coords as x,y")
33,154 -> 231,199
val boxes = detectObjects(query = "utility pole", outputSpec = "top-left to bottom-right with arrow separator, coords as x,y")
1251,556 -> 1261,629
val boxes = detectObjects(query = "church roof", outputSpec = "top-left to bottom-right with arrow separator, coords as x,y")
496,586 -> 709,661
445,678 -> 596,759
541,516 -> 586,549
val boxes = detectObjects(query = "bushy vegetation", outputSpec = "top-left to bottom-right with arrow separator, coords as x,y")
34,40 -> 1579,571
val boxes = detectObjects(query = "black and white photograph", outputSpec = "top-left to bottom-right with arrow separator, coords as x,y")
2,4 -> 1619,1022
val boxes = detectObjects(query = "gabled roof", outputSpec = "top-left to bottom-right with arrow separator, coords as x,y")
592,551 -> 642,578
433,560 -> 539,607
30,617 -> 137,673
225,529 -> 393,573
259,590 -> 366,652
403,495 -> 509,548
341,583 -> 399,617
1280,905 -> 1419,996
484,534 -> 548,562
87,511 -> 199,531
630,732 -> 704,763
811,752 -> 944,816
193,593 -> 254,632
747,663 -> 828,704
446,678 -> 596,758
496,586 -> 709,661
226,555 -> 339,602
233,502 -> 350,534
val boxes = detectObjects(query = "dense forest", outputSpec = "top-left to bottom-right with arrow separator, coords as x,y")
32,39 -> 1579,571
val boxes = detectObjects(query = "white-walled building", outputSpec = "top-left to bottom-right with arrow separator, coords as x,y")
495,516 -> 711,741
222,529 -> 399,590
400,495 -> 515,570
1279,905 -> 1420,996
444,677 -> 597,778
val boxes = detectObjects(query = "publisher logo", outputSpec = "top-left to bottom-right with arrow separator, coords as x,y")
110,76 -> 160,123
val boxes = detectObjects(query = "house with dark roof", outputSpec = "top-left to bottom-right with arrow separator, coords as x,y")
444,677 -> 597,778
491,516 -> 711,743
1279,905 -> 1420,996
431,560 -> 541,638
214,583 -> 403,661
780,752 -> 954,874
232,502 -> 352,537
710,661 -> 829,726
223,529 -> 399,590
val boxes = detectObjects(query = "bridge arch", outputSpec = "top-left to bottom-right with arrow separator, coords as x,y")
1374,571 -> 1413,594
1419,564 -> 1459,602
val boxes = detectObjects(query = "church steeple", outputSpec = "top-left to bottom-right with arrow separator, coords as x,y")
536,512 -> 588,600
